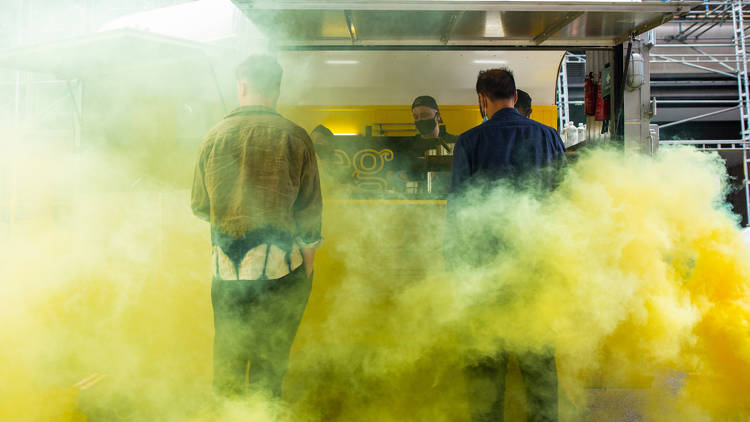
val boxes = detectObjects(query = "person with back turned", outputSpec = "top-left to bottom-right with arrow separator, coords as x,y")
515,89 -> 533,118
191,55 -> 322,399
446,68 -> 565,422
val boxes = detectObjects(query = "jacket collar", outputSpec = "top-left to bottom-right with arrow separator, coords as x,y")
226,105 -> 279,118
490,107 -> 522,121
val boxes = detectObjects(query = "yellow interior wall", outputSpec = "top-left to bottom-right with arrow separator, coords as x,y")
279,105 -> 560,137
529,105 -> 559,131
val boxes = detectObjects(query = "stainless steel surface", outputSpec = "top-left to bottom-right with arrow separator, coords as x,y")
276,50 -> 566,106
234,1 -> 692,12
233,1 -> 695,48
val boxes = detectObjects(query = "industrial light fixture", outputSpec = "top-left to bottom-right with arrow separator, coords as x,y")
325,60 -> 359,65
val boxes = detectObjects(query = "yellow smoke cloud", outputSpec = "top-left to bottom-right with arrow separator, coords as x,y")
1,145 -> 749,421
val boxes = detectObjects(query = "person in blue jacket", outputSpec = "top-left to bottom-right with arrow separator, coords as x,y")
446,68 -> 566,422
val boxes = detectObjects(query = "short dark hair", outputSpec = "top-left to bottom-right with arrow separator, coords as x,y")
311,124 -> 334,137
476,68 -> 516,101
515,89 -> 532,114
235,55 -> 283,98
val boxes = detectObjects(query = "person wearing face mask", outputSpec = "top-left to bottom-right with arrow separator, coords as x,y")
445,68 -> 565,422
411,95 -> 457,153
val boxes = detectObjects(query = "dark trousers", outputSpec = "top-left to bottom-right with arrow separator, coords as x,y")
211,266 -> 312,398
465,350 -> 558,422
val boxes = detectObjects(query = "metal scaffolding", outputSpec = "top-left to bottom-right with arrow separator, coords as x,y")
556,52 -> 585,131
653,0 -> 750,151
652,0 -> 750,222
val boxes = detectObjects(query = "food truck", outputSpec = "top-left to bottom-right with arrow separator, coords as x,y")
0,1 -> 699,420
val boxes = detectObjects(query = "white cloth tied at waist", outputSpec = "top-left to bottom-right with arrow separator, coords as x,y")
212,243 -> 303,281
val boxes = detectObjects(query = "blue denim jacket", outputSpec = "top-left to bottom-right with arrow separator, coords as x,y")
450,107 -> 566,194
445,107 -> 566,268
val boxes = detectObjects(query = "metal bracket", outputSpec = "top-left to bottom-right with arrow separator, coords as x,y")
345,10 -> 358,44
643,97 -> 657,118
533,12 -> 583,45
440,11 -> 465,44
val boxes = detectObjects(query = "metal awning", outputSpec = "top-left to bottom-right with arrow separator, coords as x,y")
0,29 -> 211,78
232,0 -> 696,49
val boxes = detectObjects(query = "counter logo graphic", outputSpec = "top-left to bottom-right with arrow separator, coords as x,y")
332,149 -> 352,169
333,148 -> 394,191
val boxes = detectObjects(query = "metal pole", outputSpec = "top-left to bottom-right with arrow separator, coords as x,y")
657,105 -> 740,128
650,54 -> 737,78
654,100 -> 740,104
660,139 -> 747,144
557,53 -> 571,131
208,60 -> 228,114
8,0 -> 26,237
688,45 -> 737,71
652,43 -> 735,47
557,71 -> 564,131
67,80 -> 82,151
732,0 -> 750,225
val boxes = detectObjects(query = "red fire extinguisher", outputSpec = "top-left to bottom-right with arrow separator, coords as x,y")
595,72 -> 609,121
584,72 -> 596,116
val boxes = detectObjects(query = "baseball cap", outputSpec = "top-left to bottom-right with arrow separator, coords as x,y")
411,95 -> 439,111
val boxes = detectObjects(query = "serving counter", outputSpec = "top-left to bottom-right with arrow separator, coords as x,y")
285,196 -> 468,420
318,134 -> 454,198
284,196 -> 579,421
296,136 -> 453,341
293,197 -> 447,344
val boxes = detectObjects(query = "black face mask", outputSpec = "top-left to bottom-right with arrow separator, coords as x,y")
415,118 -> 437,136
